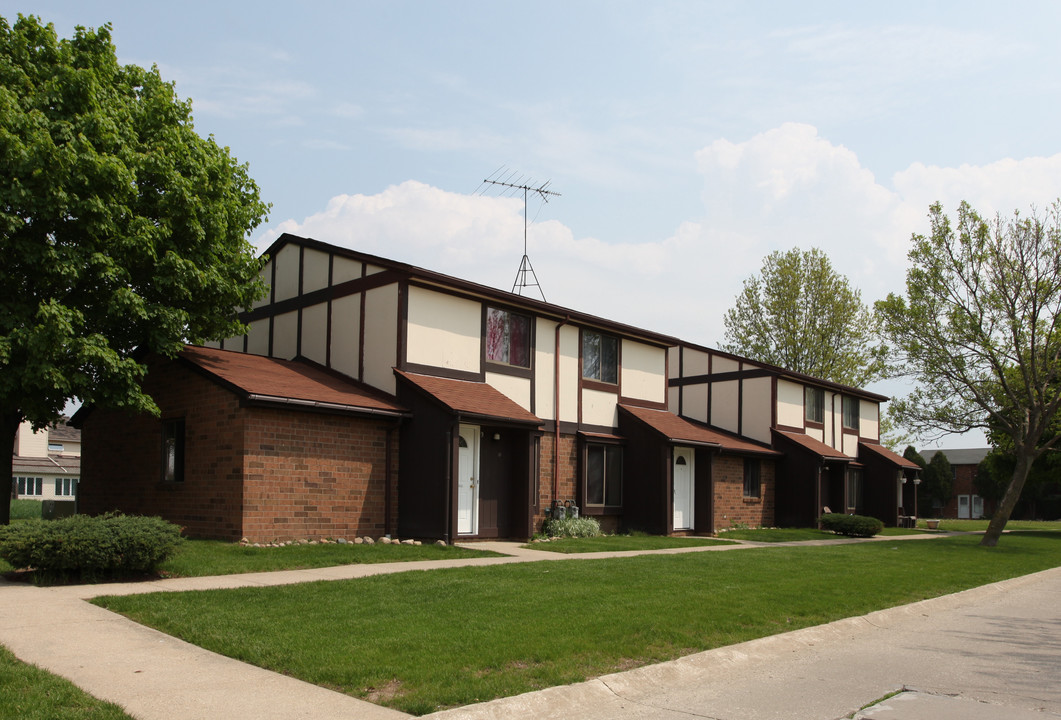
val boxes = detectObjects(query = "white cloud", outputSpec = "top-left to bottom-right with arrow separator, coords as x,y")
256,123 -> 1061,352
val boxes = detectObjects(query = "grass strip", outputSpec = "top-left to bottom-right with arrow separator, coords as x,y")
524,535 -> 733,553
94,531 -> 1061,715
0,645 -> 133,720
157,539 -> 500,577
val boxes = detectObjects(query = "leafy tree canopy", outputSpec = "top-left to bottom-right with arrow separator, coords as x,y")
0,15 -> 269,523
721,247 -> 885,388
877,201 -> 1061,545
920,451 -> 953,512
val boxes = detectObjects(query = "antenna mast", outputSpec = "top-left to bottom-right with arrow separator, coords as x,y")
479,171 -> 560,301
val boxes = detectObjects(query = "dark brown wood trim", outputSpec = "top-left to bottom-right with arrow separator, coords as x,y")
776,423 -> 806,434
676,346 -> 683,416
582,378 -> 619,394
358,263 -> 367,382
576,423 -> 623,436
295,245 -> 305,359
617,396 -> 667,410
737,361 -> 744,437
325,253 -> 333,368
402,362 -> 484,383
668,368 -> 775,386
396,281 -> 406,380
239,269 -> 406,324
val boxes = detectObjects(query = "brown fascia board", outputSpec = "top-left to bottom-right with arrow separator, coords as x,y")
263,233 -> 680,349
675,339 -> 890,403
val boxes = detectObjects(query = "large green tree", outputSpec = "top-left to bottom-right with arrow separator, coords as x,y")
877,201 -> 1061,546
721,247 -> 885,387
0,16 -> 268,524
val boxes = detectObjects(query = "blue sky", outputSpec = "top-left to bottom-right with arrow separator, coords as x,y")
20,1 -> 1061,447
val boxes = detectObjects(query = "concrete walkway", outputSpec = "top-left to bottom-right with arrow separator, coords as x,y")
1,535 -> 1059,720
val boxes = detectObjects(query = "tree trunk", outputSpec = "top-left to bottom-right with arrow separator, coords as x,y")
980,450 -> 1033,547
0,411 -> 21,526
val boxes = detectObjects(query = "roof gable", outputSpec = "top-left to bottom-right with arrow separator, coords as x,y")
395,370 -> 541,425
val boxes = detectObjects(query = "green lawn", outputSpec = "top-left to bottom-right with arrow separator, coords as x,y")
918,519 -> 1061,532
0,645 -> 132,720
94,531 -> 1061,716
523,534 -> 733,553
157,539 -> 500,577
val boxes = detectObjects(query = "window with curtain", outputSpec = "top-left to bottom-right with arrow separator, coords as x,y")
486,307 -> 531,368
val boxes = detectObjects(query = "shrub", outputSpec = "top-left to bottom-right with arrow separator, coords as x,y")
0,513 -> 184,583
542,516 -> 602,538
820,513 -> 884,538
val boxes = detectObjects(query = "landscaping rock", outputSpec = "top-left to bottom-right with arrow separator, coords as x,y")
434,539 -> 447,547
401,539 -> 414,545
363,536 -> 375,545
353,537 -> 363,544
338,537 -> 348,544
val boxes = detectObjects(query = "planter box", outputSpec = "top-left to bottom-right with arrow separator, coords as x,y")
925,519 -> 940,530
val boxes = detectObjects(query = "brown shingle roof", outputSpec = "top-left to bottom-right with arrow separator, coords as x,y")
619,404 -> 780,455
180,346 -> 406,417
395,370 -> 541,425
860,442 -> 922,470
774,429 -> 851,461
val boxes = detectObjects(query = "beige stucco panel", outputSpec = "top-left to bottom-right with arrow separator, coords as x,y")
252,265 -> 271,309
406,286 -> 480,373
741,376 -> 772,444
302,248 -> 330,294
683,383 -> 709,424
621,340 -> 665,403
330,294 -> 361,380
15,421 -> 48,457
777,379 -> 804,428
682,347 -> 712,377
558,325 -> 580,423
805,426 -> 825,443
273,244 -> 301,303
711,380 -> 739,433
272,311 -> 298,360
300,303 -> 328,365
486,372 -> 533,413
668,385 -> 680,414
534,318 -> 557,421
246,318 -> 270,356
582,387 -> 619,428
363,285 -> 399,393
861,401 -> 880,442
332,256 -> 363,285
712,355 -> 740,374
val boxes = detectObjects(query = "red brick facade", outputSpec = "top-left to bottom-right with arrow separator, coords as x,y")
79,356 -> 398,542
713,455 -> 776,530
940,463 -> 994,519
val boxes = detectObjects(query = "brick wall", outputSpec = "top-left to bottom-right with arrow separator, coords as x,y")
80,355 -> 400,542
713,455 -> 776,529
79,356 -> 246,539
241,409 -> 398,542
941,463 -> 991,518
535,433 -> 578,531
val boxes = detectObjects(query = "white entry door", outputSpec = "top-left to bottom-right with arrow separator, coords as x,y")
958,495 -> 970,519
673,447 -> 694,530
457,425 -> 479,535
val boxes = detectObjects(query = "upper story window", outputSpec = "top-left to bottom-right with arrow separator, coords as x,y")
48,442 -> 64,452
805,387 -> 824,424
485,307 -> 531,368
842,396 -> 860,431
582,330 -> 618,384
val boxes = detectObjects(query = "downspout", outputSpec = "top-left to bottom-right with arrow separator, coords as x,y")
553,315 -> 571,505
815,461 -> 824,528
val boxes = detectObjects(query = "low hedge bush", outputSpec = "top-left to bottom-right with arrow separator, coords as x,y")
820,513 -> 884,538
542,516 -> 602,538
0,513 -> 184,584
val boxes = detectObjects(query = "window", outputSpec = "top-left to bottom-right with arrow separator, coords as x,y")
162,418 -> 185,483
55,477 -> 78,497
805,387 -> 824,424
485,307 -> 531,368
842,396 -> 860,431
582,330 -> 618,384
586,443 -> 622,506
48,442 -> 64,453
743,459 -> 761,498
15,477 -> 43,496
847,468 -> 863,513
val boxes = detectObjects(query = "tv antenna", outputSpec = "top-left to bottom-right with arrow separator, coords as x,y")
477,168 -> 560,301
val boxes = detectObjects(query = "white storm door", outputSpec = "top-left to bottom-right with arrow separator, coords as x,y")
457,425 -> 480,535
958,495 -> 970,519
673,447 -> 694,530
972,495 -> 984,518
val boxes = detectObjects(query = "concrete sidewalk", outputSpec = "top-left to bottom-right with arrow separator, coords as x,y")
1,536 -> 1059,720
